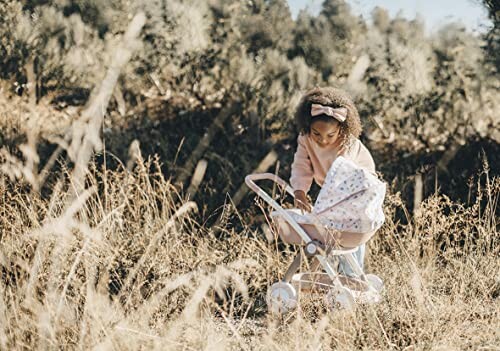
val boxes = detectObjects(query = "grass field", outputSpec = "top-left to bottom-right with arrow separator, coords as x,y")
1,153 -> 498,350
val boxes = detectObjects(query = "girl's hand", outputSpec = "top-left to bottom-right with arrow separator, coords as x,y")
294,190 -> 312,213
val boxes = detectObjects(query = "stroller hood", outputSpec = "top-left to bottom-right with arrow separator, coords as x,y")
293,156 -> 386,234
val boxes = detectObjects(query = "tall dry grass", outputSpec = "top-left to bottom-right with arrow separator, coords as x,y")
0,145 -> 498,350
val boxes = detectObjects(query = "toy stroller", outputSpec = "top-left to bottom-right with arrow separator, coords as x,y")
245,156 -> 386,314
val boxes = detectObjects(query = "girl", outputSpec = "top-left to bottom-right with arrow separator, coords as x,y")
289,86 -> 376,277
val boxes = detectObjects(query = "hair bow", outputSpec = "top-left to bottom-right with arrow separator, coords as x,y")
311,103 -> 347,122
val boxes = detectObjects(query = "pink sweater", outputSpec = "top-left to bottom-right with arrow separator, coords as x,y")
290,134 -> 376,193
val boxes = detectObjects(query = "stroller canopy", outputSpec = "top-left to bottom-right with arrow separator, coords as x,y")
291,156 -> 386,234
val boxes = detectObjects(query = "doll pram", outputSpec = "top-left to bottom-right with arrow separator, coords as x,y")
245,156 -> 386,314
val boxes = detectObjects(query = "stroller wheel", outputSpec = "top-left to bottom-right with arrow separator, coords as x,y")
267,282 -> 298,315
325,286 -> 355,310
365,274 -> 384,292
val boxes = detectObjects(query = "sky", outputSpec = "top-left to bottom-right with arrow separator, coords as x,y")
287,0 -> 492,34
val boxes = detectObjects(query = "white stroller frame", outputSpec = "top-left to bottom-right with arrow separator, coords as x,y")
245,173 -> 383,313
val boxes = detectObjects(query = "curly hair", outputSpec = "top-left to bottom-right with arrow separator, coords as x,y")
294,86 -> 362,150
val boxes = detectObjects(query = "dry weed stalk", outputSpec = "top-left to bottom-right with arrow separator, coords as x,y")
68,12 -> 146,197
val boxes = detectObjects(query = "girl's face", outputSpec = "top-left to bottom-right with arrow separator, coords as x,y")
310,119 -> 340,148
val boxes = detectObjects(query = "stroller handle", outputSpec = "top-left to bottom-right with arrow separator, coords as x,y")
245,173 -> 295,197
245,173 -> 312,243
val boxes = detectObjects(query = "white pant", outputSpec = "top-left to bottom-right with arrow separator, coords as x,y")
338,244 -> 365,277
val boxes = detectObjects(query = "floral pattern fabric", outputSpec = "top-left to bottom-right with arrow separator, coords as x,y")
289,156 -> 386,234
